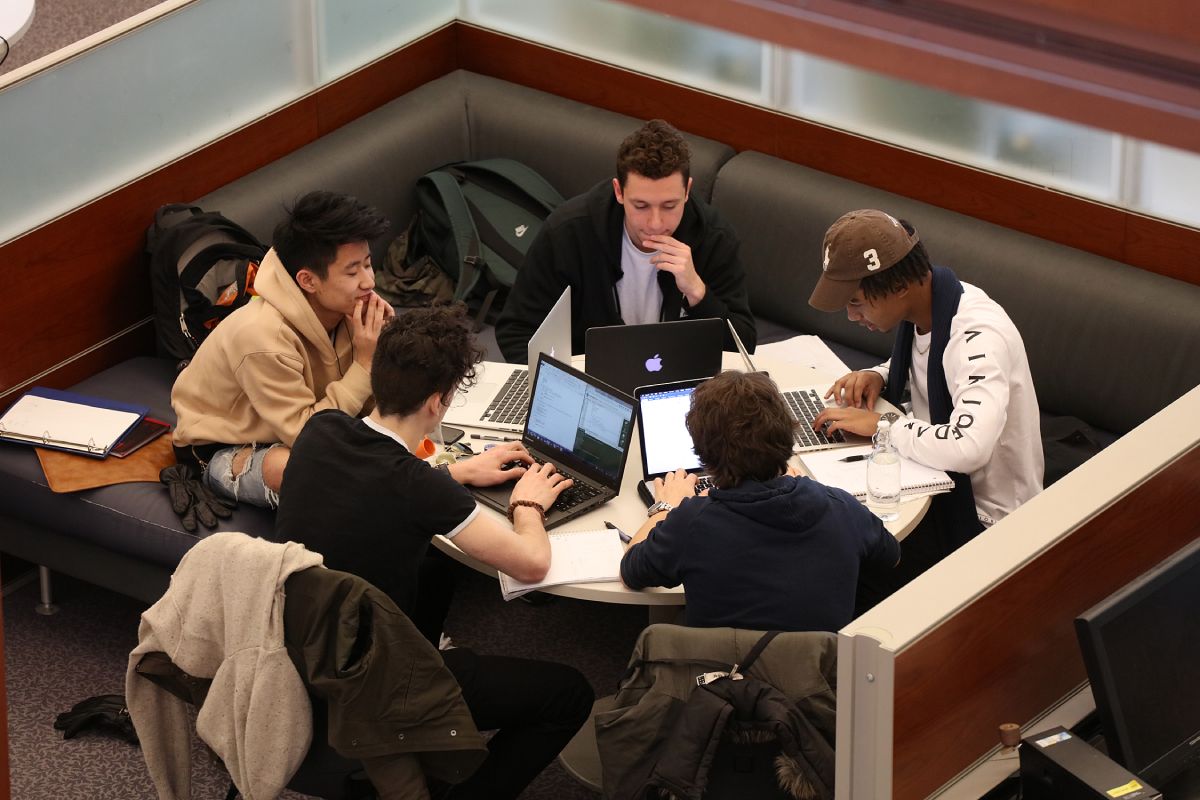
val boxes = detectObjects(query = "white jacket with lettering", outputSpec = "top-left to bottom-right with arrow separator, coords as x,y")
871,282 -> 1043,525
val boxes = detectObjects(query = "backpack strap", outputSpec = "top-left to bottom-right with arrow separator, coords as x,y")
695,631 -> 782,686
451,159 -> 563,215
734,631 -> 782,676
421,171 -> 483,302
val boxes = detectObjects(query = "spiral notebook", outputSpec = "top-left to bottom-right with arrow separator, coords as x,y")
799,445 -> 954,501
497,528 -> 626,601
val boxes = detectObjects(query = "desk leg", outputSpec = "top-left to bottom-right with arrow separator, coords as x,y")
647,605 -> 683,626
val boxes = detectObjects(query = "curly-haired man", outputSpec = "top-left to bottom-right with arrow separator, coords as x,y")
496,119 -> 755,362
619,371 -> 898,632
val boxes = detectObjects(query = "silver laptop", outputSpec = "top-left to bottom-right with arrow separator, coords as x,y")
726,321 -> 866,454
470,353 -> 636,529
584,318 -> 724,397
445,286 -> 571,433
634,378 -> 715,503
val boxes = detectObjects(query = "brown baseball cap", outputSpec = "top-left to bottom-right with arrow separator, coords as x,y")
808,209 -> 920,312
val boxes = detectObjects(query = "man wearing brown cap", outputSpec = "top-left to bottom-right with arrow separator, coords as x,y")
810,210 -> 1043,608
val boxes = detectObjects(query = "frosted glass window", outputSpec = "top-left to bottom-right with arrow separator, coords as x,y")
1133,143 -> 1200,228
0,0 -> 308,244
783,51 -> 1118,200
317,0 -> 455,81
464,0 -> 767,104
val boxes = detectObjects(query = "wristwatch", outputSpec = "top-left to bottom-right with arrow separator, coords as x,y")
879,411 -> 901,425
646,500 -> 674,517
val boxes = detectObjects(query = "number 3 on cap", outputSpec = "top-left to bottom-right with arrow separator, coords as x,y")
863,248 -> 882,271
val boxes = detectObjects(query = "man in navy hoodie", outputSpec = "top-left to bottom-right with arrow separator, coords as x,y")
620,371 -> 899,632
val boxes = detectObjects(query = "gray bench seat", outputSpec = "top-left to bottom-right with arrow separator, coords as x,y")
0,358 -> 274,603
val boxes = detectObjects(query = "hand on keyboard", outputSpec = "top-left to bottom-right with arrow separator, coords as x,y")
512,461 -> 574,517
452,442 -> 533,487
811,406 -> 881,438
652,469 -> 699,509
824,370 -> 884,410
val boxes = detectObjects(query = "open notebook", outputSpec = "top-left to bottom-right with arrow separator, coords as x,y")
0,388 -> 148,458
497,528 -> 626,601
799,445 -> 954,501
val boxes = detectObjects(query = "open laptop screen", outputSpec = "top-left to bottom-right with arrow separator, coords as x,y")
638,384 -> 704,477
526,357 -> 634,484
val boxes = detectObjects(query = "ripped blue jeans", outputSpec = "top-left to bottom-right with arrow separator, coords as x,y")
202,443 -> 281,509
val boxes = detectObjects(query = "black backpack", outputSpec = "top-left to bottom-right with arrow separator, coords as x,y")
147,204 -> 268,365
386,159 -> 562,321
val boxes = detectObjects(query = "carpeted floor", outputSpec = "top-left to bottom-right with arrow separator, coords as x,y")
5,559 -> 648,798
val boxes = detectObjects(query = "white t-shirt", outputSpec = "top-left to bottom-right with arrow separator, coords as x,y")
616,225 -> 664,326
871,282 -> 1043,525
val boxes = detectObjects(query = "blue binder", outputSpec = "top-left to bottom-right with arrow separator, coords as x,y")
0,387 -> 150,458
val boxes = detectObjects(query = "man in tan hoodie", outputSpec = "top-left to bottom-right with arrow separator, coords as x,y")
171,190 -> 392,508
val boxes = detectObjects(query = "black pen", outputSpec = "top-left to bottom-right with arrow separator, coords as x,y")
471,433 -> 518,442
839,454 -> 869,463
604,520 -> 632,544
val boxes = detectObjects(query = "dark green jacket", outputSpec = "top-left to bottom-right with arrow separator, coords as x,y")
284,567 -> 487,799
595,624 -> 836,800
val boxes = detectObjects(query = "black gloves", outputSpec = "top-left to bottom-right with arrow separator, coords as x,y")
159,464 -> 235,533
54,694 -> 139,746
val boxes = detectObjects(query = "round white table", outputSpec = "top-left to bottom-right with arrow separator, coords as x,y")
0,0 -> 35,46
433,351 -> 928,619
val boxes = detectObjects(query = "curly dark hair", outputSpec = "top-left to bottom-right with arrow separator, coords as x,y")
686,371 -> 796,489
371,304 -> 486,417
616,119 -> 691,188
274,190 -> 389,280
858,218 -> 931,302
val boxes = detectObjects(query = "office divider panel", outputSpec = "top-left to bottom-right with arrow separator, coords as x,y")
835,385 -> 1200,799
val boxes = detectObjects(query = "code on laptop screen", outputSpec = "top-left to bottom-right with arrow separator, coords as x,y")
527,360 -> 633,482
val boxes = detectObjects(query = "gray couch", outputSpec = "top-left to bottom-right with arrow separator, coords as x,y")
2,69 -> 1198,604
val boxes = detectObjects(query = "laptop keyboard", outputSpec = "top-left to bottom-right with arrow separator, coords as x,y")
694,475 -> 714,494
481,370 -> 530,426
783,388 -> 847,448
530,455 -> 602,512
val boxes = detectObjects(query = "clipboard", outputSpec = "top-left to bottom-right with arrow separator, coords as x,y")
0,387 -> 149,459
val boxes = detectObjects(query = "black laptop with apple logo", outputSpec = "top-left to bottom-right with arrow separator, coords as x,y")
584,318 -> 725,397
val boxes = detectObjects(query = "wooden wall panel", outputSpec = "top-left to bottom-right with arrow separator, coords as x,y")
890,445 -> 1200,800
455,25 -> 1200,286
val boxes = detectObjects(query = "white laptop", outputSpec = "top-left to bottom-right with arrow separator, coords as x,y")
445,286 -> 571,433
726,320 -> 866,453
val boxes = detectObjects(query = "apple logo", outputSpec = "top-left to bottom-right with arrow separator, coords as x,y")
645,354 -> 663,372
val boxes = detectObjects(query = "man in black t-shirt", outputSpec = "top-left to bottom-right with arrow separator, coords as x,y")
276,305 -> 592,800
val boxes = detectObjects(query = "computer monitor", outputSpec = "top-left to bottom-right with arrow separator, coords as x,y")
1074,538 -> 1200,789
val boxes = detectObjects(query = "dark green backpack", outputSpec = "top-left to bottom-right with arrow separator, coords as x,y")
383,159 -> 562,320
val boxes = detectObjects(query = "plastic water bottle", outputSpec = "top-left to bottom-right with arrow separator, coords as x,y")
867,419 -> 901,522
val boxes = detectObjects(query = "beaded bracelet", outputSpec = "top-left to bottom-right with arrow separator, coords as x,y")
507,499 -> 546,523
